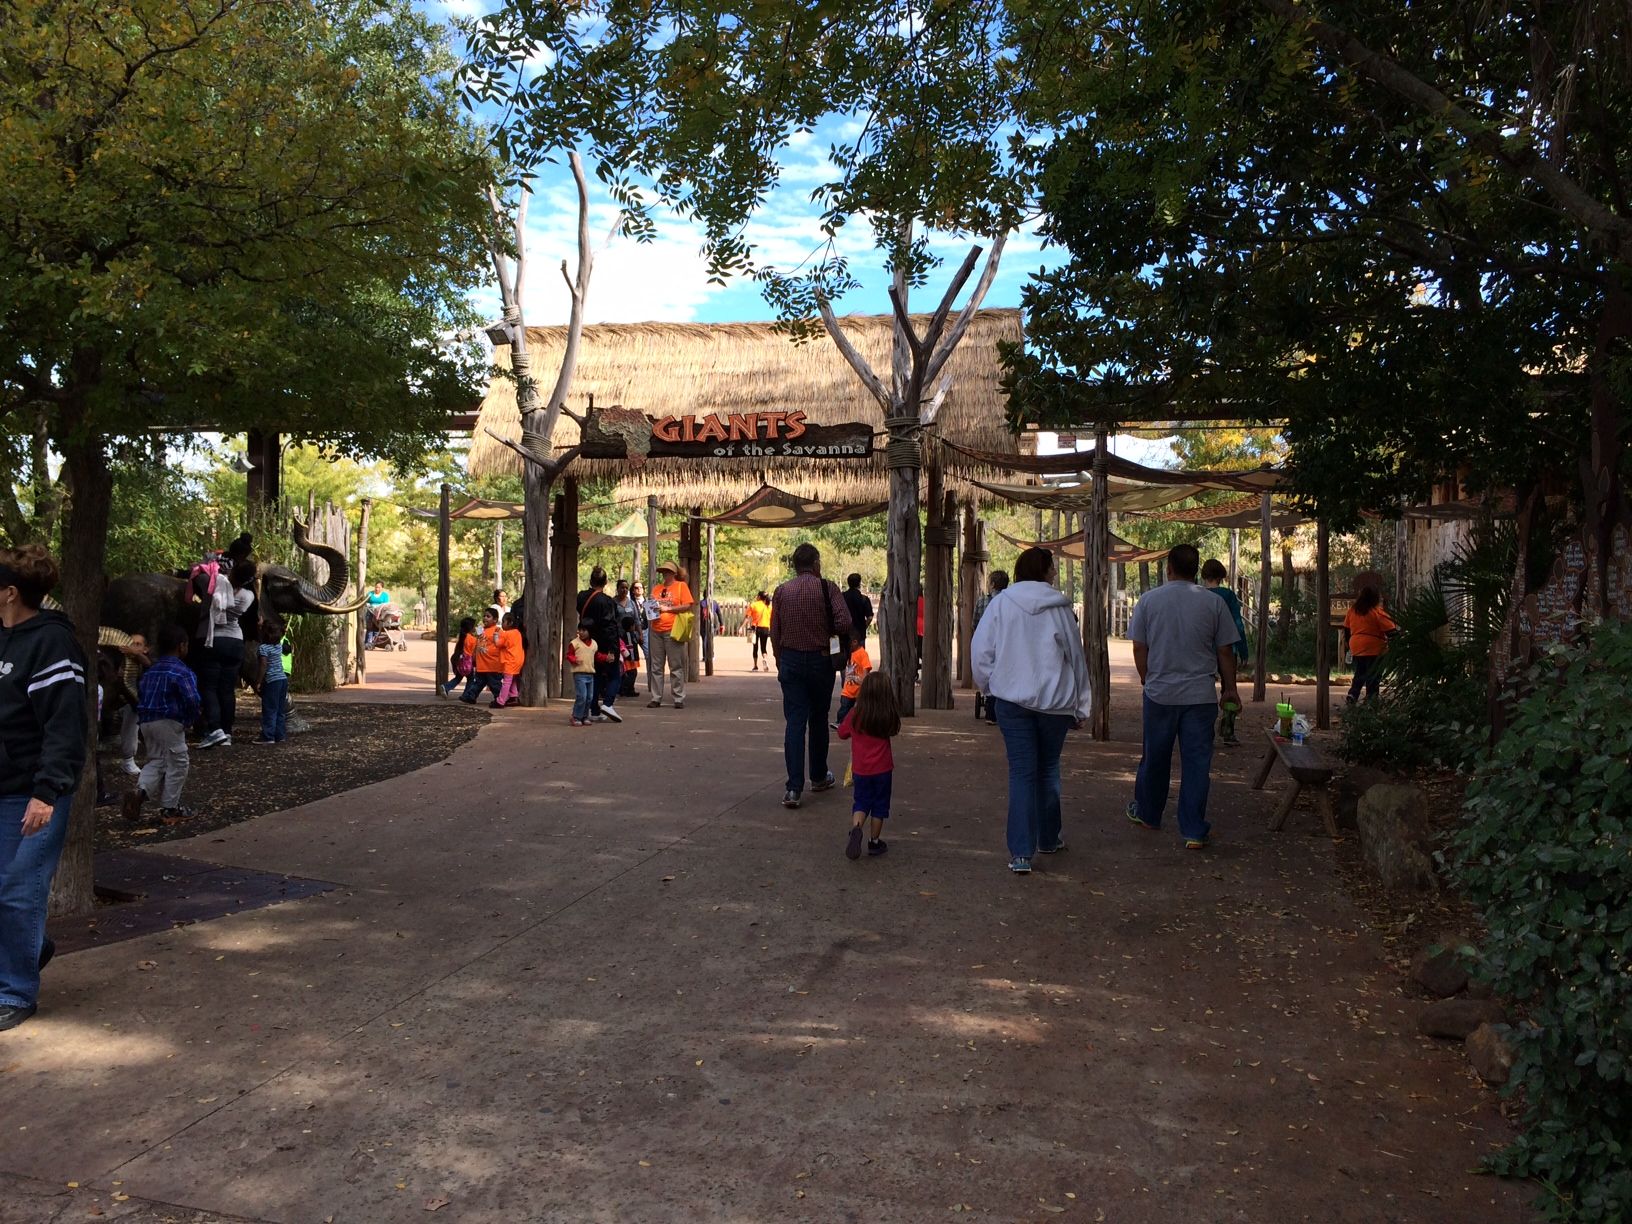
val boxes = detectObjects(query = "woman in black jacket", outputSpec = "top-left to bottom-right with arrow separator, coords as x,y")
0,544 -> 89,1032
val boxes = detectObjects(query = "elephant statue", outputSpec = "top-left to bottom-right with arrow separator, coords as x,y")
100,519 -> 367,677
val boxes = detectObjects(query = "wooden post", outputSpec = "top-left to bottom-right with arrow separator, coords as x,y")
352,498 -> 371,685
1316,517 -> 1331,730
549,492 -> 566,700
435,483 -> 450,696
1279,535 -> 1296,646
1394,508 -> 1408,603
685,507 -> 702,682
495,521 -> 504,593
956,503 -> 984,689
920,460 -> 954,709
1229,528 -> 1240,587
704,522 -> 716,677
562,477 -> 581,699
1139,560 -> 1150,594
1253,492 -> 1272,702
646,496 -> 658,591
1086,429 -> 1112,741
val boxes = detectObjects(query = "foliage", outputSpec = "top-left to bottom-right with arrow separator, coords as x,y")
284,615 -> 336,695
1450,624 -> 1632,1222
460,0 -> 1025,305
1000,0 -> 1614,528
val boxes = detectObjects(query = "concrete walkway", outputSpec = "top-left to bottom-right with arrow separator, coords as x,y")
3,639 -> 1532,1222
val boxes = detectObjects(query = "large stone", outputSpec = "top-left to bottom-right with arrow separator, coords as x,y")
1357,783 -> 1438,894
1465,1023 -> 1515,1085
1419,997 -> 1506,1040
1410,943 -> 1471,998
1334,765 -> 1394,829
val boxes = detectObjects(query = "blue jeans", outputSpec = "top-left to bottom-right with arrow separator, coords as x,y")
595,658 -> 621,710
777,648 -> 836,793
461,672 -> 502,704
261,679 -> 288,742
992,699 -> 1072,859
572,673 -> 595,721
1133,696 -> 1217,841
0,792 -> 73,1009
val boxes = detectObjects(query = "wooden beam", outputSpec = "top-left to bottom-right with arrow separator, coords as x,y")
352,498 -> 371,685
1253,493 -> 1271,703
1316,518 -> 1331,730
704,522 -> 716,677
436,482 -> 450,696
1086,429 -> 1112,741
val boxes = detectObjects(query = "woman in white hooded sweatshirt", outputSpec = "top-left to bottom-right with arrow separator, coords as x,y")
970,547 -> 1093,874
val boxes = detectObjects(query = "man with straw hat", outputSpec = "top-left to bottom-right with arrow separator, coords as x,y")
646,561 -> 695,709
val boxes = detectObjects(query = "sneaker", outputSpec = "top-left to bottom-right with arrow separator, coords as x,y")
867,838 -> 888,857
216,735 -> 232,747
673,702 -> 684,710
119,758 -> 140,776
601,706 -> 623,723
0,1003 -> 37,1032
782,790 -> 801,809
1037,841 -> 1067,854
1184,837 -> 1209,850
810,771 -> 837,793
121,788 -> 147,823
590,714 -> 610,723
251,737 -> 276,745
1008,857 -> 1031,874
1127,802 -> 1158,831
648,699 -> 662,708
38,936 -> 55,971
159,806 -> 196,823
846,826 -> 864,860
570,718 -> 585,727
197,729 -> 226,749
828,721 -> 839,731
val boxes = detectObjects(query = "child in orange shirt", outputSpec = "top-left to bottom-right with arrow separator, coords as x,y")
833,631 -> 871,727
495,612 -> 525,707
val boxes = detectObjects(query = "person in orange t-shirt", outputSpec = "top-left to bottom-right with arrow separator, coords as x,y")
645,561 -> 695,709
495,613 -> 525,708
1343,585 -> 1398,705
833,632 -> 871,728
459,607 -> 505,706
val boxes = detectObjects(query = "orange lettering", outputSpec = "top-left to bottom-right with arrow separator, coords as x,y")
762,411 -> 787,438
652,416 -> 682,443
783,410 -> 808,440
695,415 -> 728,443
681,415 -> 696,442
727,413 -> 757,441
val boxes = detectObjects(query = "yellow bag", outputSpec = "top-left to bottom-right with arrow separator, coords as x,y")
669,611 -> 696,643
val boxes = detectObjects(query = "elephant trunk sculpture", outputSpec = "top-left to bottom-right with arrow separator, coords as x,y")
100,519 -> 367,675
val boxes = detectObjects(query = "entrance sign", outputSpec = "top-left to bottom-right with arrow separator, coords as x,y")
580,408 -> 873,460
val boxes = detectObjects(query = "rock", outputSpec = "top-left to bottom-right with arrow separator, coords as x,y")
1333,765 -> 1393,829
1466,977 -> 1494,1000
1357,784 -> 1438,894
1419,997 -> 1506,1040
1410,943 -> 1471,998
1465,1023 -> 1515,1084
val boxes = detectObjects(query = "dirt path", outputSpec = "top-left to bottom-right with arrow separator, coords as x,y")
3,639 -> 1533,1222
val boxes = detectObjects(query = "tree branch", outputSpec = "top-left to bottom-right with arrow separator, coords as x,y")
922,230 -> 1008,391
1255,0 -> 1632,263
817,294 -> 892,411
540,151 -> 592,428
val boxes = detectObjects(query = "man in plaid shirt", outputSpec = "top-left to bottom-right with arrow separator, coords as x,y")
771,543 -> 852,808
123,624 -> 202,823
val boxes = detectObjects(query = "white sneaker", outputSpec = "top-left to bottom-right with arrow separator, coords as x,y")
197,730 -> 225,749
119,758 -> 140,776
590,714 -> 609,723
601,706 -> 623,723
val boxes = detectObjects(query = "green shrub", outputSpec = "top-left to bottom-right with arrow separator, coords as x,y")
1449,624 -> 1632,1221
1336,680 -> 1488,772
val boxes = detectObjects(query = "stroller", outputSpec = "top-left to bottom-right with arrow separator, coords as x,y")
367,603 -> 408,651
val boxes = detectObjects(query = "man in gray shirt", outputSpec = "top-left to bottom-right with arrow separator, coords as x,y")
1126,543 -> 1241,848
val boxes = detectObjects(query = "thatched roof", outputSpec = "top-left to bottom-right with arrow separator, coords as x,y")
467,311 -> 1024,509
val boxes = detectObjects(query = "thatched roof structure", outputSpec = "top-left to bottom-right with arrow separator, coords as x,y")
467,311 -> 1025,509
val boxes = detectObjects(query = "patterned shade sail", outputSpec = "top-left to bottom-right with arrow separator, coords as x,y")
702,483 -> 886,528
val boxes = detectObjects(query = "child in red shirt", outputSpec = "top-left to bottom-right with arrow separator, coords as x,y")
838,672 -> 901,860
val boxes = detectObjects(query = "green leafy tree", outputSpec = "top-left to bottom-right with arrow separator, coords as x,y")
0,0 -> 492,913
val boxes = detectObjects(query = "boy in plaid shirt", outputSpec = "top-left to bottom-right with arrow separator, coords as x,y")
122,624 -> 201,823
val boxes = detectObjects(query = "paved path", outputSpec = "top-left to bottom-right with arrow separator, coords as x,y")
3,640 -> 1532,1222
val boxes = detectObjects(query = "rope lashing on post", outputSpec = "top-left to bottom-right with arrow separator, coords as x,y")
924,525 -> 958,549
884,415 -> 924,470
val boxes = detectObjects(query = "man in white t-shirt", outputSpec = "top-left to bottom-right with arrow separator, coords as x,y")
1126,543 -> 1241,848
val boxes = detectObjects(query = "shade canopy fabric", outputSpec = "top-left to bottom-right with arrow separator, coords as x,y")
702,483 -> 886,528
941,439 -> 1290,491
972,479 -> 1200,513
1128,496 -> 1310,530
408,498 -> 679,546
407,497 -> 525,522
997,530 -> 1170,565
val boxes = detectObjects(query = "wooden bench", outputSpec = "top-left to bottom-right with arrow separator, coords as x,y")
1251,728 -> 1338,836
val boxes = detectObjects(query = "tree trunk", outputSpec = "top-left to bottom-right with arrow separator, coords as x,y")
1579,282 -> 1631,618
519,455 -> 554,706
881,450 -> 921,717
685,507 -> 702,683
49,433 -> 112,919
1139,560 -> 1150,594
1315,519 -> 1331,730
435,483 -> 450,696
352,498 -> 371,685
920,468 -> 954,710
1253,493 -> 1272,702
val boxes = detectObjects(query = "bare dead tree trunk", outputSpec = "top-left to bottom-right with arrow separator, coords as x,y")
482,153 -> 593,705
1085,431 -> 1112,740
817,231 -> 1007,716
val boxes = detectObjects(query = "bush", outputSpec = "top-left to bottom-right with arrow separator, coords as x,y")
1449,624 -> 1632,1221
1336,680 -> 1488,772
